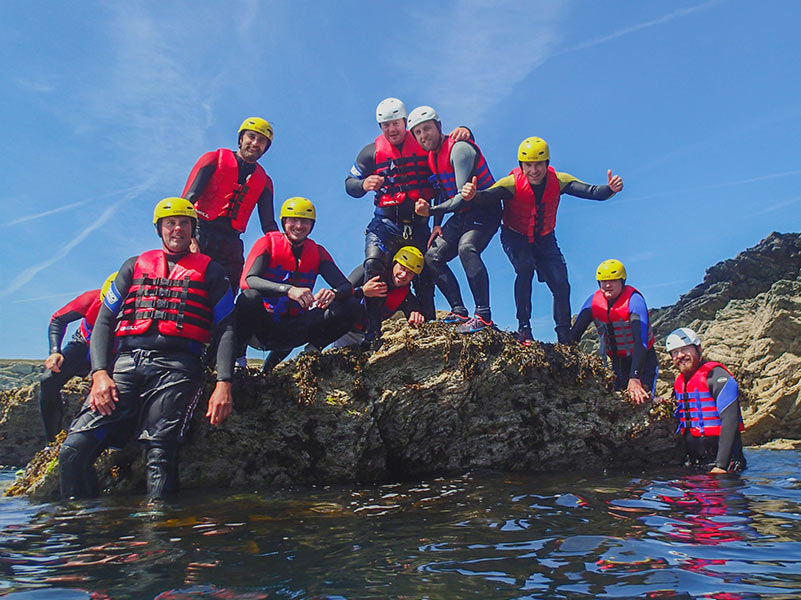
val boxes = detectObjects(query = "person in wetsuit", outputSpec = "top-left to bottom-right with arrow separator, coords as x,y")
463,137 -> 623,343
38,272 -> 116,443
182,117 -> 278,292
235,197 -> 359,373
345,98 -> 469,347
334,245 -> 425,349
59,198 -> 235,500
569,259 -> 657,403
408,105 -> 499,333
666,327 -> 747,473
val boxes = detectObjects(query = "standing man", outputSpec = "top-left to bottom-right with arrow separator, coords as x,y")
569,259 -> 657,403
182,117 -> 277,293
666,327 -> 747,473
408,105 -> 499,332
38,273 -> 116,442
345,98 -> 469,347
59,198 -> 236,500
236,197 -> 359,373
334,246 -> 426,349
463,137 -> 623,343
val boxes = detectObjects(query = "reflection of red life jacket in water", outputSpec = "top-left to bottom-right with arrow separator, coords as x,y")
117,250 -> 213,344
373,132 -> 434,207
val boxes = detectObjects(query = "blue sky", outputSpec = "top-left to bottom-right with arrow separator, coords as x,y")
1,0 -> 799,359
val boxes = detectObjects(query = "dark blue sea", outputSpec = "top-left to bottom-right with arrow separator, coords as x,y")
1,448 -> 800,599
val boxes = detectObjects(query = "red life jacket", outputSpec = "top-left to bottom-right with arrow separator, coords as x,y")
590,286 -> 655,357
382,285 -> 410,319
373,132 -> 434,207
428,137 -> 494,204
78,295 -> 103,342
503,166 -> 560,241
117,250 -> 213,343
674,362 -> 745,437
241,231 -> 327,320
182,148 -> 273,233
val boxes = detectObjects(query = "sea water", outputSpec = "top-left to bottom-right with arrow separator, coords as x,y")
1,448 -> 800,599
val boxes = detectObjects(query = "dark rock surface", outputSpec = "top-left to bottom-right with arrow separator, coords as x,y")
6,323 -> 678,500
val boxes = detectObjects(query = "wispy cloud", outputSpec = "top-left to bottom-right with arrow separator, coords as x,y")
752,194 -> 801,216
557,0 -> 723,55
14,77 -> 56,94
4,201 -> 89,227
0,178 -> 157,298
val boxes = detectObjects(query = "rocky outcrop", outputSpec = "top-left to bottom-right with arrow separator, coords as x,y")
7,322 -> 678,500
0,360 -> 43,391
650,232 -> 801,445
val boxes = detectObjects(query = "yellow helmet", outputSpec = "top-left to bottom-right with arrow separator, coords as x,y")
517,137 -> 550,162
280,197 -> 316,221
596,259 -> 627,281
99,272 -> 118,301
153,197 -> 197,225
393,246 -> 424,275
238,117 -> 274,142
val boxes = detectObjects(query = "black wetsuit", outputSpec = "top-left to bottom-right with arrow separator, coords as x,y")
59,251 -> 235,500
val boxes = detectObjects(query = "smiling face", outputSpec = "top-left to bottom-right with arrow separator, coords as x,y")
160,216 -> 193,253
410,120 -> 442,152
391,262 -> 416,288
380,118 -> 407,146
670,344 -> 702,377
521,160 -> 548,186
283,217 -> 313,244
237,130 -> 270,162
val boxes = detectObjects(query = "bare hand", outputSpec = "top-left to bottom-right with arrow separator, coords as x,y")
415,199 -> 431,217
44,353 -> 64,373
206,381 -> 232,426
288,286 -> 315,310
89,370 -> 119,416
407,311 -> 425,327
362,275 -> 388,298
448,126 -> 471,142
709,466 -> 728,474
314,288 -> 335,309
461,176 -> 478,201
428,226 -> 442,249
189,237 -> 201,253
607,169 -> 623,193
626,378 -> 649,405
362,175 -> 386,192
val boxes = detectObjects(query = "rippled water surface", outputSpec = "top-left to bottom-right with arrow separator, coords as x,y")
1,449 -> 801,599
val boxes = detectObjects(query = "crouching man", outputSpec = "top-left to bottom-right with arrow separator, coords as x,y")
666,327 -> 746,473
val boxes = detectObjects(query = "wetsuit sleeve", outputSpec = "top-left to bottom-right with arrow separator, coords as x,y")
243,245 -> 294,297
90,257 -> 137,373
707,366 -> 740,469
568,296 -> 595,344
345,143 -> 377,198
317,247 -> 353,299
473,175 -> 515,209
182,151 -> 218,202
48,290 -> 97,354
256,176 -> 278,233
627,292 -> 650,379
205,261 -> 235,381
558,171 -> 616,201
399,289 -> 421,318
428,142 -> 480,219
348,265 -> 366,300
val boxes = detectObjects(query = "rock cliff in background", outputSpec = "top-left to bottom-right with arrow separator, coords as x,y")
649,232 -> 801,445
7,323 -> 678,500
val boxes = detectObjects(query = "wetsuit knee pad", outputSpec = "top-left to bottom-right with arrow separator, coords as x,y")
364,247 -> 387,280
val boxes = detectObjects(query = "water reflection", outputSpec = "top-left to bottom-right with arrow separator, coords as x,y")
1,450 -> 800,598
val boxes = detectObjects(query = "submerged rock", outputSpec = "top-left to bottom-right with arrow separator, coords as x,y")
7,323 -> 677,500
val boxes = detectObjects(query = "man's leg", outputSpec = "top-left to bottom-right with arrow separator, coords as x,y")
457,214 -> 499,323
500,227 -> 536,334
410,221 -> 436,321
534,233 -> 571,343
363,218 -> 395,341
39,340 -> 90,442
426,215 -> 467,319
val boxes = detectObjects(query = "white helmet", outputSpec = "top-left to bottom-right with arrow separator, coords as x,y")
376,98 -> 407,123
665,327 -> 701,353
407,105 -> 440,131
